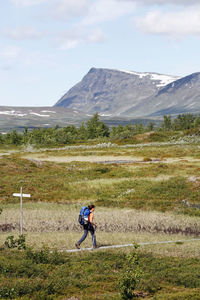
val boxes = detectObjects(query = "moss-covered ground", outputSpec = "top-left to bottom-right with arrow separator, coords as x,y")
0,247 -> 199,300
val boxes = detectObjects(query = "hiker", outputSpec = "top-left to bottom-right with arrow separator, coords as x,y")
76,204 -> 97,249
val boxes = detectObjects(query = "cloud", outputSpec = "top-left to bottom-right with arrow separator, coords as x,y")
0,44 -> 57,71
122,0 -> 200,6
51,0 -> 90,20
0,45 -> 23,70
1,65 -> 13,71
50,0 -> 135,24
11,0 -> 47,6
0,46 -> 21,60
86,29 -> 106,43
82,0 -> 136,26
135,7 -> 200,37
57,28 -> 106,50
3,27 -> 44,40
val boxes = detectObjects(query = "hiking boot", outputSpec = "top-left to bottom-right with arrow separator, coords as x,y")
92,245 -> 99,249
75,243 -> 80,249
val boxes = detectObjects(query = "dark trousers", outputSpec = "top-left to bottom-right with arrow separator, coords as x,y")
78,223 -> 96,247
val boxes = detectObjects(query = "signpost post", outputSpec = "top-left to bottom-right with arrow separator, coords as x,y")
13,187 -> 31,235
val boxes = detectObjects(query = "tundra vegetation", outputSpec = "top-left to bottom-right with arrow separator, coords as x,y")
0,114 -> 200,299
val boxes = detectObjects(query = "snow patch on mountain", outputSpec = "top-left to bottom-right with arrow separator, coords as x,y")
151,74 -> 181,87
30,112 -> 50,117
119,69 -> 181,87
41,110 -> 56,113
0,110 -> 27,117
119,70 -> 148,78
0,110 -> 54,117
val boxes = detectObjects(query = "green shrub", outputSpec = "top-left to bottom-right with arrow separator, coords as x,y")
25,247 -> 66,265
119,244 -> 143,299
4,235 -> 26,250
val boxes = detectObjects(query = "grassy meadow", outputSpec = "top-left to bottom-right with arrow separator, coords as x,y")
0,138 -> 200,299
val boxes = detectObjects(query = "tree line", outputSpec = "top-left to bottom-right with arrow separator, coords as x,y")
0,113 -> 200,146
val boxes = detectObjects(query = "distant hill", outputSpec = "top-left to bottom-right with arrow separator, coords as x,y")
0,107 -> 89,132
55,67 -> 182,117
0,106 -> 156,133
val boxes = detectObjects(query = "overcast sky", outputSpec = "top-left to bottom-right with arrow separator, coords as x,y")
1,0 -> 200,106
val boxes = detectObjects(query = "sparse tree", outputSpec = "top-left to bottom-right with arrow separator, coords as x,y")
147,122 -> 155,131
193,116 -> 200,128
162,115 -> 172,131
0,133 -> 4,144
78,122 -> 87,140
86,113 -> 109,138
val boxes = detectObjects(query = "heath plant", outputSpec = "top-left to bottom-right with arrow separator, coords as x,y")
4,235 -> 26,250
119,244 -> 143,299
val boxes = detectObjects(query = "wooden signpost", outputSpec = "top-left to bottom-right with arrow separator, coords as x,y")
13,187 -> 31,235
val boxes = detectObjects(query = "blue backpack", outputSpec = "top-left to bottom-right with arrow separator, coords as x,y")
78,206 -> 90,225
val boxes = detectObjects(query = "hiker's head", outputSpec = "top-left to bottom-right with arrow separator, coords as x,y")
88,204 -> 95,212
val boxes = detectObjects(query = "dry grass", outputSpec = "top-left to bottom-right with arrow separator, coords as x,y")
34,143 -> 200,158
1,203 -> 199,234
68,175 -> 174,188
0,203 -> 199,257
22,148 -> 200,165
22,153 -> 143,163
124,162 -> 200,178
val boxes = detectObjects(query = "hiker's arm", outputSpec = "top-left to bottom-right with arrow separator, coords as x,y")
90,212 -> 94,224
90,212 -> 97,227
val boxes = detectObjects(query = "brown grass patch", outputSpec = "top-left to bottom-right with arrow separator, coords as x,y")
1,203 -> 199,236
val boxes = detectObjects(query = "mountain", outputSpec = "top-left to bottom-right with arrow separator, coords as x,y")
55,67 -> 180,117
124,72 -> 200,117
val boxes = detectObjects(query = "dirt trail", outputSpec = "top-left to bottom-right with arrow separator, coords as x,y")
22,153 -> 200,164
22,154 -> 143,163
65,238 -> 200,253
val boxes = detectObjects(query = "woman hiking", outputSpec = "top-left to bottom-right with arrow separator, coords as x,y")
75,205 -> 97,249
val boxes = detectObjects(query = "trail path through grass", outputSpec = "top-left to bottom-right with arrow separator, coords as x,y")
65,238 -> 200,253
22,152 -> 200,164
23,154 -> 143,163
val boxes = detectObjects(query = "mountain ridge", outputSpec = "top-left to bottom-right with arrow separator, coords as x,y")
130,72 -> 200,117
55,67 -> 193,117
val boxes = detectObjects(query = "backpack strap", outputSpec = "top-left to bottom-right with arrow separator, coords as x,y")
82,207 -> 89,217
